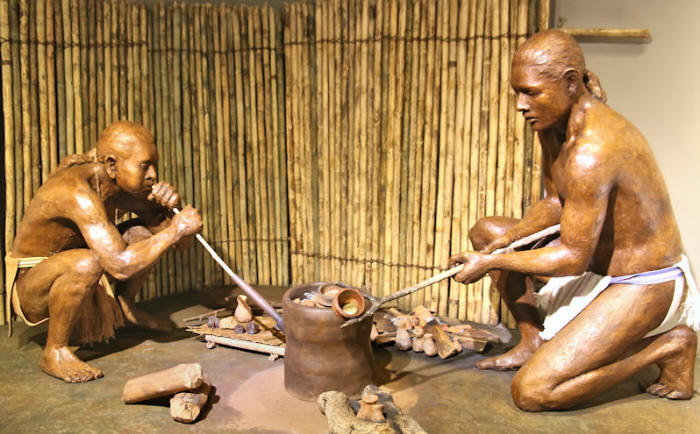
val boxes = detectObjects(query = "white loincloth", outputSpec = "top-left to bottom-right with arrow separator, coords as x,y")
536,255 -> 699,341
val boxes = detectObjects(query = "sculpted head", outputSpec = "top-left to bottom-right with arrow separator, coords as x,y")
511,29 -> 606,132
96,121 -> 158,195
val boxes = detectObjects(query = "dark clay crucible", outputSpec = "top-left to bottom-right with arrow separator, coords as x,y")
283,282 -> 375,400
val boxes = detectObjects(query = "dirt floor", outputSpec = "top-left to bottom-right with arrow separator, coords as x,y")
1,285 -> 699,433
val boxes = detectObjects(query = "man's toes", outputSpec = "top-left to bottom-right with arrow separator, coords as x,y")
646,383 -> 671,396
666,390 -> 691,400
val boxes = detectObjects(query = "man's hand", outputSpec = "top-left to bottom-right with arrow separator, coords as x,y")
449,251 -> 492,284
147,181 -> 181,210
480,233 -> 514,254
171,205 -> 202,238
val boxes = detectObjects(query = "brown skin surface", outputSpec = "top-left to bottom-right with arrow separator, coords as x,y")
10,121 -> 202,383
449,30 -> 696,410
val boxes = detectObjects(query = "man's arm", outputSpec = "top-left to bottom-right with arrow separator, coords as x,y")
117,181 -> 195,250
453,147 -> 611,281
72,190 -> 201,280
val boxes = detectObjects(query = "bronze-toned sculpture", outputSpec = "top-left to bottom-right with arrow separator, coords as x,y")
5,121 -> 202,383
450,30 -> 698,411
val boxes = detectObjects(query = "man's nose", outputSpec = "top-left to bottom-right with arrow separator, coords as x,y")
516,93 -> 529,112
145,165 -> 156,180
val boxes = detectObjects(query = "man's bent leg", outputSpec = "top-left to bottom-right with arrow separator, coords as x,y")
511,280 -> 695,411
15,250 -> 105,382
469,217 -> 543,370
115,224 -> 175,332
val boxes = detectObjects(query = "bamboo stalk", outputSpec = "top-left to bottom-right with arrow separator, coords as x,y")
346,0 -> 357,286
219,4 -> 238,284
149,1 -> 163,298
19,0 -> 31,208
397,0 -> 413,310
376,0 -> 389,297
1,0 -> 15,324
204,4 -> 220,287
368,0 -> 382,298
262,6 -> 279,286
77,0 -> 88,146
128,3 -> 138,125
172,3 -> 189,292
87,0 -> 96,144
182,2 -> 200,289
232,6 -> 255,283
241,6 -> 260,284
37,0 -> 49,182
512,0 -> 527,219
301,2 -> 314,283
70,0 -> 82,153
29,0 -> 40,194
102,0 -> 110,126
481,0 -> 502,324
46,0 -> 56,172
357,0 -> 370,290
242,6 -> 261,284
418,0 -> 439,307
474,0 -> 493,323
348,0 -> 360,287
282,4 -> 297,282
95,0 -> 104,134
337,0 -> 350,284
560,28 -> 650,40
269,7 -> 288,285
449,0 -> 468,319
109,0 -> 117,122
253,7 -> 272,285
187,3 -> 204,290
53,0 -> 66,162
139,5 -> 149,130
10,0 -> 22,231
408,0 -> 427,309
210,3 -> 227,290
315,0 -> 328,282
466,0 -> 485,321
538,0 -> 549,31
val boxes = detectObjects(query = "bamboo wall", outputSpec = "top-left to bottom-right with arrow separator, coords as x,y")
284,0 -> 543,325
0,0 -> 544,327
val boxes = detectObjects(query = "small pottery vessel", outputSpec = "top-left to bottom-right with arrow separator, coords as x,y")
357,392 -> 385,422
395,326 -> 412,351
423,333 -> 437,357
331,288 -> 366,319
234,295 -> 253,323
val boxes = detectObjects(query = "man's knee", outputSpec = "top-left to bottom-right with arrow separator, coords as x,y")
121,225 -> 153,245
469,217 -> 509,251
511,368 -> 556,412
69,251 -> 103,287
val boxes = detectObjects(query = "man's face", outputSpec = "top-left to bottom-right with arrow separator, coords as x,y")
510,63 -> 572,132
113,137 -> 158,196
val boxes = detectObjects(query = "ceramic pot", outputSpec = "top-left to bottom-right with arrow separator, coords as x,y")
283,283 -> 375,400
331,288 -> 366,319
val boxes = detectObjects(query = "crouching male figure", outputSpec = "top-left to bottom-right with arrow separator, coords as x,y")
450,30 -> 698,411
6,120 -> 202,383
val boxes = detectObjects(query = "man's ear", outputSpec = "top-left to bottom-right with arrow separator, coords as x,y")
563,68 -> 578,94
105,155 -> 118,179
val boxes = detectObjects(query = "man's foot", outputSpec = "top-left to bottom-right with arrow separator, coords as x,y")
40,346 -> 103,383
476,339 -> 541,371
645,327 -> 696,400
118,296 -> 176,332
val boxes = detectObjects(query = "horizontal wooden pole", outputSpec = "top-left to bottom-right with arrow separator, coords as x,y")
560,28 -> 651,40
